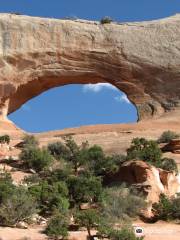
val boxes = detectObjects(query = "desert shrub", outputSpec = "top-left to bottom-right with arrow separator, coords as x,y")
62,136 -> 89,175
100,16 -> 113,24
67,175 -> 104,206
97,222 -> 143,240
153,194 -> 173,221
48,142 -> 69,160
28,180 -> 69,216
22,135 -> 39,148
170,197 -> 180,219
108,227 -> 144,240
0,135 -> 10,144
75,209 -> 101,237
161,158 -> 178,174
0,187 -> 37,226
40,168 -> 70,184
86,145 -> 124,176
20,147 -> 53,172
45,213 -> 69,239
86,145 -> 104,175
153,194 -> 180,221
103,185 -> 146,223
0,172 -> 15,204
127,138 -> 162,167
23,174 -> 41,184
158,130 -> 179,143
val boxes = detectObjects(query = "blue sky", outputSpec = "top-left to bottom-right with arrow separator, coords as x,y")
3,0 -> 180,132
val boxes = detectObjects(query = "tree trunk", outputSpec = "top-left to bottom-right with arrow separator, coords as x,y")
87,227 -> 91,237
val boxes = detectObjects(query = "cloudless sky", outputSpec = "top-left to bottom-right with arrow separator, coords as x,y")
4,0 -> 179,132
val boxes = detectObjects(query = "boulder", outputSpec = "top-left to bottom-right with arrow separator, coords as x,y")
16,221 -> 28,229
108,160 -> 180,212
161,139 -> 180,153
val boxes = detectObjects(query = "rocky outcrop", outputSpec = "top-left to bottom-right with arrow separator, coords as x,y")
0,13 -> 179,121
161,139 -> 180,153
109,160 -> 180,206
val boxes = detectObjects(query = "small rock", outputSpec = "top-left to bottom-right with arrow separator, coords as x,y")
16,221 -> 28,229
29,169 -> 36,174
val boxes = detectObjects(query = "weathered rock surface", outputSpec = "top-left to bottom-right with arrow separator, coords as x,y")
108,160 -> 180,208
162,139 -> 180,153
0,13 -> 179,121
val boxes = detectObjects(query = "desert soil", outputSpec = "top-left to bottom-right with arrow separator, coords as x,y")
0,221 -> 179,240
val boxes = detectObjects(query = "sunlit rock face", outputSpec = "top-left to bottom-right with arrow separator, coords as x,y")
106,160 -> 180,217
0,13 -> 179,121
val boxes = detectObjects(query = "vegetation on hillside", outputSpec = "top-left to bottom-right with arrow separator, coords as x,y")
158,130 -> 179,143
100,16 -> 113,24
0,132 -> 178,239
0,135 -> 10,144
127,137 -> 178,172
153,194 -> 180,221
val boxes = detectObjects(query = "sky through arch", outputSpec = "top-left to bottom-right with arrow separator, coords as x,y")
9,84 -> 137,132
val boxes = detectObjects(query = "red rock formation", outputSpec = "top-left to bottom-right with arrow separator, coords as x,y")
109,160 -> 180,204
161,139 -> 180,153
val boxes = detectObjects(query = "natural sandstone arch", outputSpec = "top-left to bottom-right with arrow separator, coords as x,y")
0,13 -> 180,122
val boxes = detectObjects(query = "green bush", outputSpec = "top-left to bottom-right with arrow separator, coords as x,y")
48,142 -> 69,160
67,175 -> 104,206
0,172 -> 15,204
127,138 -> 178,172
0,187 -> 37,226
29,180 -> 69,216
20,147 -> 53,172
153,194 -> 173,221
23,174 -> 41,184
158,130 -> 179,143
161,158 -> 178,174
62,136 -> 89,175
109,227 -> 144,240
40,168 -> 70,184
86,146 -> 124,176
153,194 -> 180,221
75,209 -> 101,237
100,16 -> 113,24
127,138 -> 162,167
97,223 -> 143,240
103,185 -> 146,223
45,213 -> 69,239
170,197 -> 180,219
0,135 -> 10,144
22,135 -> 39,148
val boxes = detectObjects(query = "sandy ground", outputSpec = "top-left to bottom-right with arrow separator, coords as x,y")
137,221 -> 180,240
0,225 -> 47,240
0,222 -> 179,240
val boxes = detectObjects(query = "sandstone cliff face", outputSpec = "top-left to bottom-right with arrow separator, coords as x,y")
108,160 -> 180,211
0,13 -> 179,121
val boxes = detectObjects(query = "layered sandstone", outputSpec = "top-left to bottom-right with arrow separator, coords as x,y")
0,13 -> 179,121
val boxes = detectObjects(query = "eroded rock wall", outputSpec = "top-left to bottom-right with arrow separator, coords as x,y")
0,14 -> 179,120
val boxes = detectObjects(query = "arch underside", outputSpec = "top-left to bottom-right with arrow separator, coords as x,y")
6,72 -> 166,122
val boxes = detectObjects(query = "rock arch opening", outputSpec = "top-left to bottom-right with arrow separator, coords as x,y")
8,84 -> 138,132
0,14 -> 180,126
